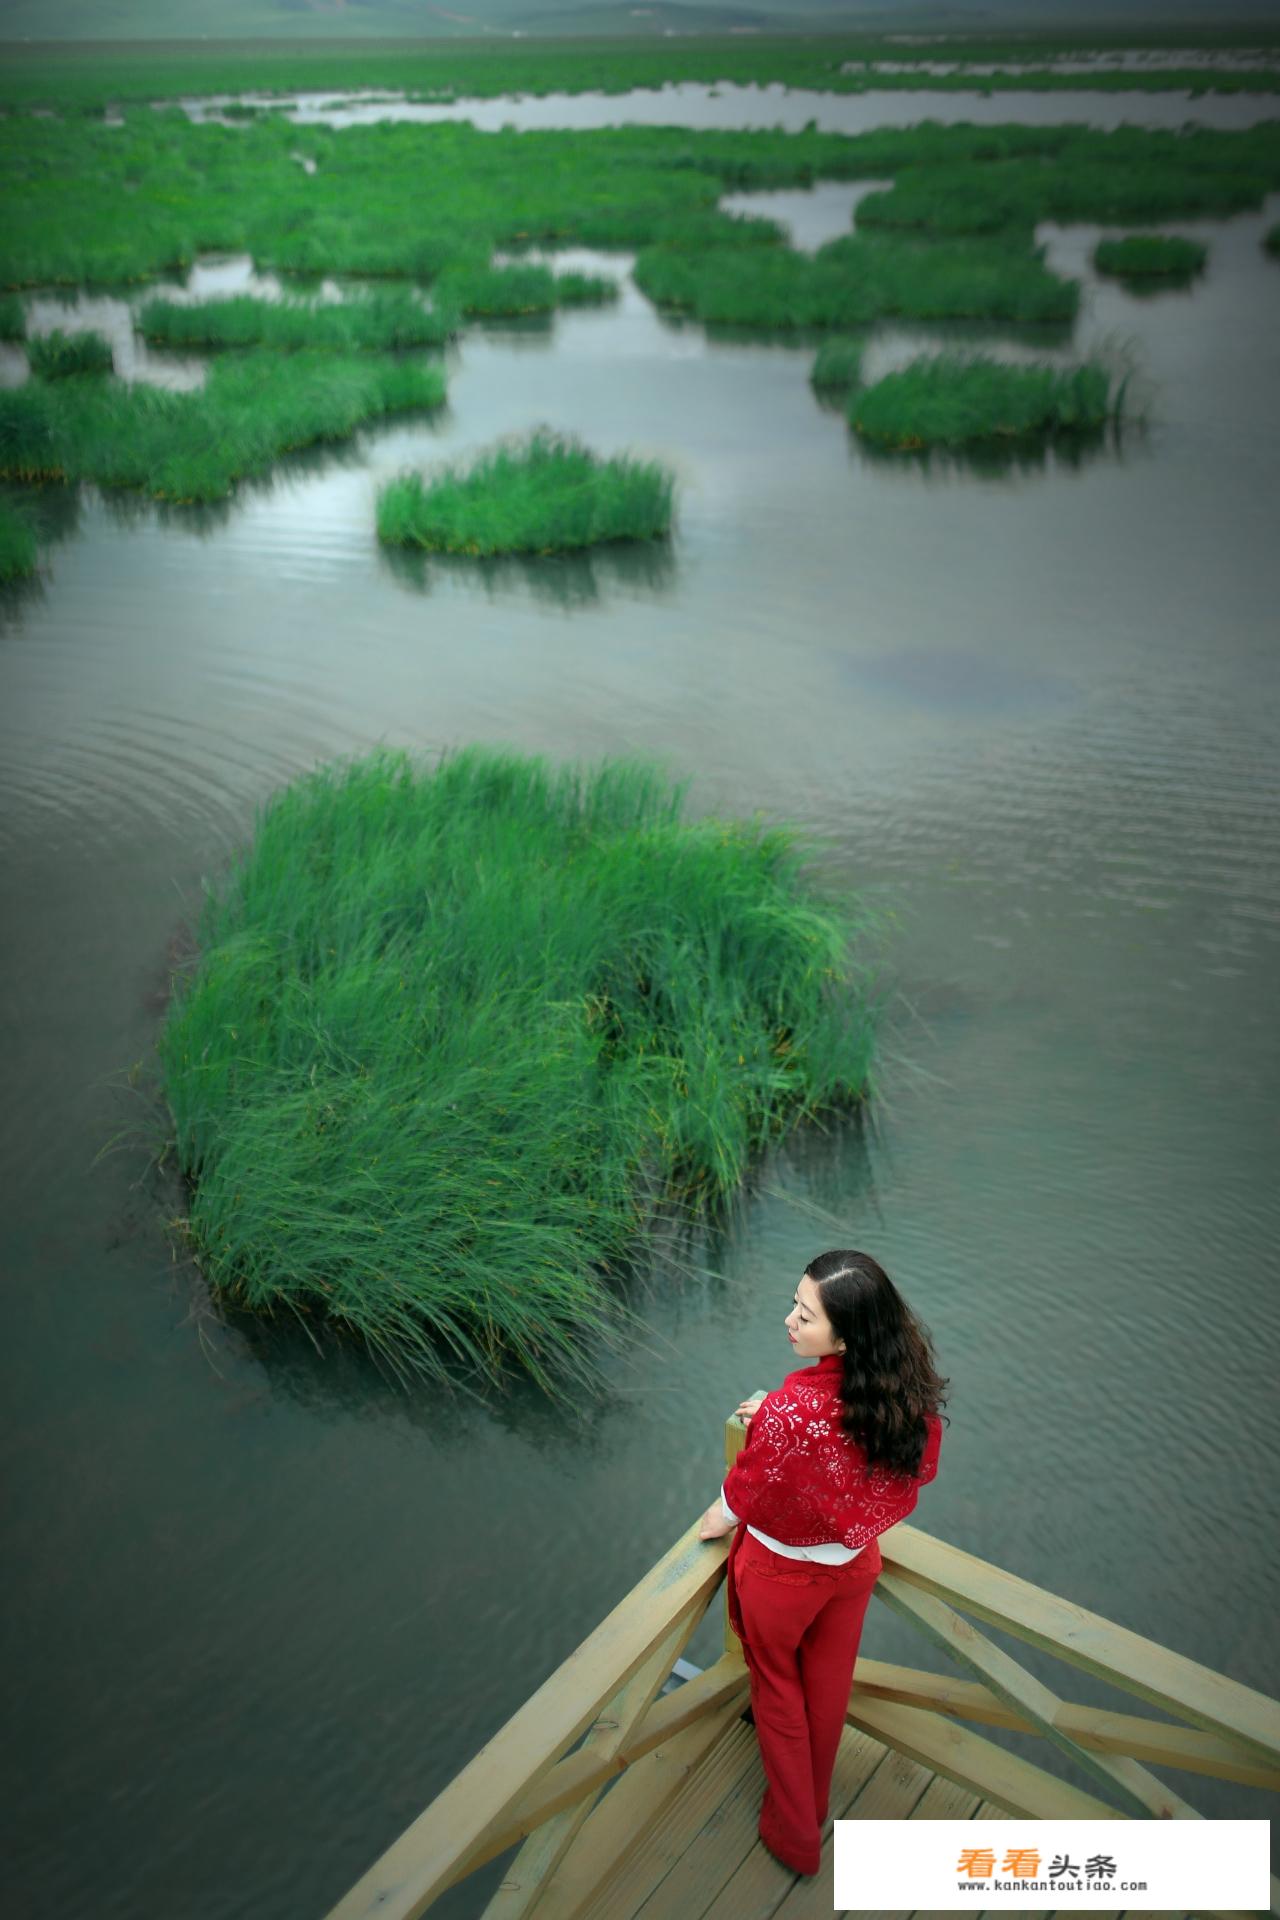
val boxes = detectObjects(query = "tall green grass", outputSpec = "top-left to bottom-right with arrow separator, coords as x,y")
0,295 -> 25,341
635,233 -> 1078,330
850,353 -> 1121,450
1266,224 -> 1280,258
1093,234 -> 1208,278
436,263 -> 617,318
159,745 -> 880,1396
377,430 -> 673,557
0,352 -> 447,501
4,109 -> 1278,294
27,329 -> 114,378
855,153 -> 1270,239
138,290 -> 458,351
0,498 -> 38,582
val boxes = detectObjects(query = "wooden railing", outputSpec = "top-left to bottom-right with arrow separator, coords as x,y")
322,1394 -> 1280,1920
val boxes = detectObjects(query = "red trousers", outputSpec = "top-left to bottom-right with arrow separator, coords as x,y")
726,1522 -> 883,1876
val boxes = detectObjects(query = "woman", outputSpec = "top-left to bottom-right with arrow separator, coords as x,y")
698,1249 -> 949,1878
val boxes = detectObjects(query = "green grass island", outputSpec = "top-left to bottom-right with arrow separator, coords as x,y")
159,746 -> 881,1396
376,431 -> 675,558
1092,234 -> 1210,280
849,354 -> 1125,452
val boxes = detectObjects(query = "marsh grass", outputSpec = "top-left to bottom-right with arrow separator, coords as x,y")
435,263 -> 616,318
138,290 -> 458,351
0,295 -> 25,341
635,233 -> 1078,330
27,329 -> 114,378
811,337 -> 866,392
850,352 -> 1120,450
1266,224 -> 1280,258
0,352 -> 446,501
1093,234 -> 1208,278
377,430 -> 673,557
0,497 -> 38,581
159,745 -> 880,1395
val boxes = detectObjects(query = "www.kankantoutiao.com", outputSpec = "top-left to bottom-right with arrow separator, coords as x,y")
956,1883 -> 1149,1893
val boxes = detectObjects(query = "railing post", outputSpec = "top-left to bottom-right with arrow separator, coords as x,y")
723,1391 -> 766,1660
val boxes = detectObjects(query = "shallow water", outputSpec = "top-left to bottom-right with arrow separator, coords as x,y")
177,79 -> 1280,134
2,101 -> 1279,1920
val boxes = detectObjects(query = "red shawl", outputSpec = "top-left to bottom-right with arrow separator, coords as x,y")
722,1351 -> 943,1550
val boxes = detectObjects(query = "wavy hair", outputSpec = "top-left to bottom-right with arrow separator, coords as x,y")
806,1249 -> 950,1478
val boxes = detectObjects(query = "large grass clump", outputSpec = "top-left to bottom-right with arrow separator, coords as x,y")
159,745 -> 880,1395
26,328 -> 113,378
634,233 -> 1079,330
0,295 -> 24,341
850,352 -> 1121,450
377,430 -> 673,557
0,350 -> 446,500
1266,224 -> 1280,259
1093,234 -> 1208,278
138,290 -> 458,352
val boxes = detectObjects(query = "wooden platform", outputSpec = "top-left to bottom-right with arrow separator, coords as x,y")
323,1393 -> 1280,1920
546,1691 -> 1193,1920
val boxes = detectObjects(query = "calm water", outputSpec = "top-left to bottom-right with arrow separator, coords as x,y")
2,90 -> 1279,1920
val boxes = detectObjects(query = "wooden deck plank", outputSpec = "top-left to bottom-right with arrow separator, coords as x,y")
775,1767 -> 982,1920
522,1679 -> 750,1920
579,1717 -> 762,1920
688,1725 -> 896,1920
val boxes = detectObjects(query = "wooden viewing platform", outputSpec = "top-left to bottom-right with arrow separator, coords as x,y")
325,1397 -> 1280,1920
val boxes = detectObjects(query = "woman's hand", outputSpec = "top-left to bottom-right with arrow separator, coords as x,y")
698,1501 -> 734,1541
734,1394 -> 766,1423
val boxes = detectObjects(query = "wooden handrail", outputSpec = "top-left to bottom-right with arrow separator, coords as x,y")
880,1523 -> 1280,1764
324,1519 -> 729,1920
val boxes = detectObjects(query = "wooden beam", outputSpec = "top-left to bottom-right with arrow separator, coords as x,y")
880,1525 -> 1280,1766
851,1661 -> 1280,1790
323,1521 -> 729,1920
439,1654 -> 750,1888
846,1693 -> 1127,1820
476,1607 -> 702,1919
874,1571 -> 1204,1820
518,1681 -> 753,1919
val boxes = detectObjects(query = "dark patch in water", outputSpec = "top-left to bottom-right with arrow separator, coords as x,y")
836,645 -> 1079,715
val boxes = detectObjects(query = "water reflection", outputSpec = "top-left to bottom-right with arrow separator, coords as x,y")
380,534 -> 676,612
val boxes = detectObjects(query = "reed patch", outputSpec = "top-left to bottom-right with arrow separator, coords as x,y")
377,430 -> 673,557
849,353 -> 1122,451
159,745 -> 880,1395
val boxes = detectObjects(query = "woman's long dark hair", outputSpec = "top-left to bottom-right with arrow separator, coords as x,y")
807,1250 -> 950,1478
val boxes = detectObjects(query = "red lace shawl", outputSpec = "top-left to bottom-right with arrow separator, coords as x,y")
722,1351 -> 943,1549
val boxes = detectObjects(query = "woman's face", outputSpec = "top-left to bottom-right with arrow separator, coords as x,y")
784,1274 -> 844,1358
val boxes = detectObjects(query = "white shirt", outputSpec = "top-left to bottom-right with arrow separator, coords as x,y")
720,1480 -> 863,1564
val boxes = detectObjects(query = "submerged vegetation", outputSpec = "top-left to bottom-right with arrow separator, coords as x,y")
377,431 -> 673,557
0,498 -> 38,582
810,338 -> 866,393
138,290 -> 458,352
1093,235 -> 1209,279
850,354 -> 1121,451
25,329 -> 114,379
0,352 -> 446,501
159,745 -> 880,1394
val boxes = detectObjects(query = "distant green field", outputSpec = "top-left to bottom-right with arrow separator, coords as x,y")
1,30 -> 1279,113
